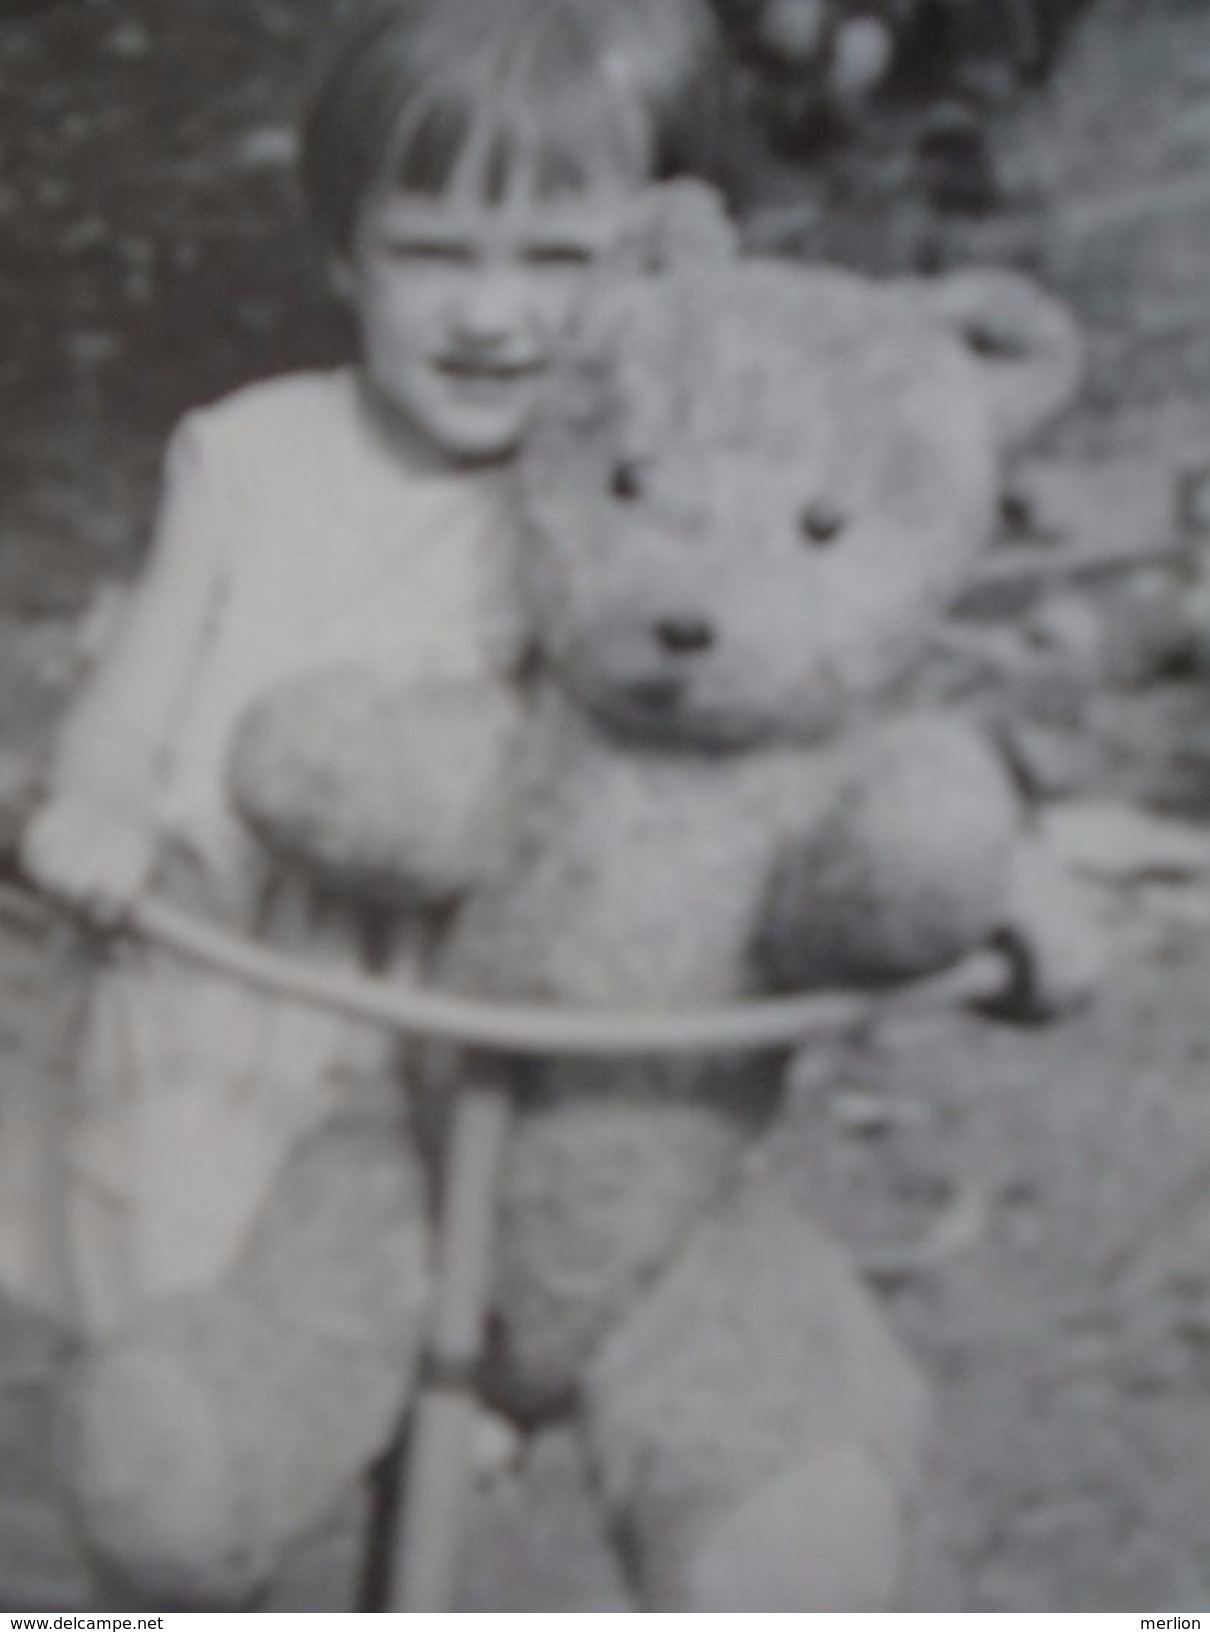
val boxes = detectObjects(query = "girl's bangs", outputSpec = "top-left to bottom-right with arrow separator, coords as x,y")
380,48 -> 653,203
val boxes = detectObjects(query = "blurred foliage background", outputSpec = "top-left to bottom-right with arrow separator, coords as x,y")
0,0 -> 359,612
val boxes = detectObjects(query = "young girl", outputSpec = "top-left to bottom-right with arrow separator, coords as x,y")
15,0 -> 726,1603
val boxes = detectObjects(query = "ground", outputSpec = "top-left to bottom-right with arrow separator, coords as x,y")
7,0 -> 1210,1611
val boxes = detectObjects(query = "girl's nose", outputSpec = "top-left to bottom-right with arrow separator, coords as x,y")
448,268 -> 529,349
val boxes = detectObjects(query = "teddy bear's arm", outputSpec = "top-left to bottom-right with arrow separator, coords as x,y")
755,713 -> 1021,991
227,669 -> 530,907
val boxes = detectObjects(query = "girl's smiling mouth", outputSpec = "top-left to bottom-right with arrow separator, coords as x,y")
435,356 -> 544,380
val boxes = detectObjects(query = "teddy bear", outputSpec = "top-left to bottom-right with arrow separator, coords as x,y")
408,225 -> 1086,1610
55,195 -> 1085,1610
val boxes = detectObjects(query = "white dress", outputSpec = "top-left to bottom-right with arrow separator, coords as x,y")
24,370 -> 527,1334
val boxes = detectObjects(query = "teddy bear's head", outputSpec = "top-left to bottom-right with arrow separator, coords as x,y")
519,251 -> 1073,751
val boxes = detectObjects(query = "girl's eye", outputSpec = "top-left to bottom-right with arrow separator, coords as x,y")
526,244 -> 595,270
385,240 -> 472,266
800,502 -> 846,546
611,460 -> 643,501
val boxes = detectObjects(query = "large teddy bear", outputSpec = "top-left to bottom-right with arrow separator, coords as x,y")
416,219 -> 1085,1610
58,200 -> 1084,1611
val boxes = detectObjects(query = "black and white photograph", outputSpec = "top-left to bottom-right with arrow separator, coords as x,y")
2,0 -> 1210,1613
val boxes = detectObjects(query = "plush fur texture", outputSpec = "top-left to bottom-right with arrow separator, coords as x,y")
423,238 -> 1079,1608
228,671 -> 528,909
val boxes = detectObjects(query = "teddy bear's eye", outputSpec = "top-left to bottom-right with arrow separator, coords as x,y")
611,460 -> 643,502
800,502 -> 846,547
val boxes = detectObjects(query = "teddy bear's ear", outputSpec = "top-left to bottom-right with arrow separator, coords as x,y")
538,284 -> 633,432
537,183 -> 733,433
614,179 -> 739,276
916,269 -> 1083,454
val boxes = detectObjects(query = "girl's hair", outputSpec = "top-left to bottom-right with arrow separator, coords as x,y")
299,0 -> 730,255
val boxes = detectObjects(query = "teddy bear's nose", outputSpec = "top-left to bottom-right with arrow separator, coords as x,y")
654,617 -> 716,655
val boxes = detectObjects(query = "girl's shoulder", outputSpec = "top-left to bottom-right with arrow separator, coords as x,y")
174,367 -> 359,463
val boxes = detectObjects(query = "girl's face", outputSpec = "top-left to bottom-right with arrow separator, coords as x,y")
338,185 -> 629,465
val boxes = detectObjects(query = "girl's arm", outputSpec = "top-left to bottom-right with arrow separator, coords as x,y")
51,419 -> 226,811
23,418 -> 228,914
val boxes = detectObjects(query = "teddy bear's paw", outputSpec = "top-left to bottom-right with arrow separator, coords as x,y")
61,1338 -> 269,1608
674,1444 -> 905,1612
985,840 -> 1107,1021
